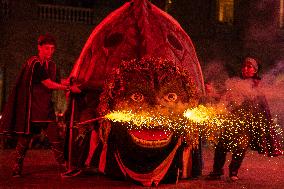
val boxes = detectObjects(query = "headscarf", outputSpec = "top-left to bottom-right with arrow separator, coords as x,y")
244,57 -> 258,72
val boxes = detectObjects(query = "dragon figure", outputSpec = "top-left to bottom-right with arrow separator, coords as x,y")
67,0 -> 205,186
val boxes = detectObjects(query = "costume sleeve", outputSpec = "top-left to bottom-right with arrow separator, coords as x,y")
55,66 -> 61,83
32,62 -> 49,83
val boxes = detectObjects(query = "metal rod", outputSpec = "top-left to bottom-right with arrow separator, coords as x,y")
67,97 -> 75,171
78,116 -> 105,125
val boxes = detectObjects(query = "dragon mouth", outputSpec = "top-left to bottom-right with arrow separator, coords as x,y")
128,129 -> 173,148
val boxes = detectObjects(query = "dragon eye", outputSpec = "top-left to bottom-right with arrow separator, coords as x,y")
131,92 -> 144,102
164,93 -> 177,102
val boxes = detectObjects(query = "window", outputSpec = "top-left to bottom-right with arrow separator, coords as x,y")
0,67 -> 3,112
165,0 -> 173,12
217,0 -> 234,24
280,0 -> 284,28
1,0 -> 10,19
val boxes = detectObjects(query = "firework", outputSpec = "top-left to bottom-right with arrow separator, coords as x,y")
102,104 -> 283,154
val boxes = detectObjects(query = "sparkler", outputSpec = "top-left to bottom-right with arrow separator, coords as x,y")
78,104 -> 283,153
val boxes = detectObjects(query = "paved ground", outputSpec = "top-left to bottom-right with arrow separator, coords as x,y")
1,146 -> 284,189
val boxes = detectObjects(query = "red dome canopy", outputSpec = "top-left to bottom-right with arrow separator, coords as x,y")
70,0 -> 204,94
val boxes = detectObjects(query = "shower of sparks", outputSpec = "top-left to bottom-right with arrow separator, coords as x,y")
105,110 -> 135,124
103,105 -> 227,141
104,110 -> 178,132
104,104 -> 283,154
105,110 -> 154,127
184,105 -> 212,123
183,105 -> 227,125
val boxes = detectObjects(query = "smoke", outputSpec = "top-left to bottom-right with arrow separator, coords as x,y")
223,78 -> 259,106
204,60 -> 284,128
261,61 -> 284,127
202,60 -> 229,93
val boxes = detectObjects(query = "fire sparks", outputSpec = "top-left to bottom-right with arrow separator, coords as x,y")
105,110 -> 135,124
183,105 -> 211,123
105,110 -> 153,127
103,104 -> 283,154
183,105 -> 224,123
103,105 -> 227,138
104,110 -> 176,131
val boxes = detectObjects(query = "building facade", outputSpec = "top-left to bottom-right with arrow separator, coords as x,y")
0,0 -> 283,111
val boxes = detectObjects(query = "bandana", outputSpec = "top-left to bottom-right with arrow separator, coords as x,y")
245,57 -> 258,72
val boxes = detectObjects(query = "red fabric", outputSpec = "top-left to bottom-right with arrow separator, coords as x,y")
128,129 -> 172,141
114,137 -> 182,186
69,0 -> 204,95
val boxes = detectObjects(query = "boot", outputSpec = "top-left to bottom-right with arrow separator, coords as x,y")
228,150 -> 245,182
206,143 -> 227,180
12,137 -> 30,177
12,161 -> 23,177
50,141 -> 65,164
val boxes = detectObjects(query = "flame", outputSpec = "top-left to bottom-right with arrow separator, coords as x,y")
105,110 -> 135,123
183,105 -> 215,123
103,104 -> 283,154
105,110 -> 156,127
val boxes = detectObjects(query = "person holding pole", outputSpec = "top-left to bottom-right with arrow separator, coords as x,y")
61,85 -> 106,177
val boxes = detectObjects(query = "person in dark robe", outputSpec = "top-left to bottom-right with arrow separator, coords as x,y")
61,82 -> 104,177
0,33 -> 80,177
206,57 -> 283,181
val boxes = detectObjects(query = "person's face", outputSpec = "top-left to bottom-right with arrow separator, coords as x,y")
38,43 -> 55,60
241,61 -> 257,78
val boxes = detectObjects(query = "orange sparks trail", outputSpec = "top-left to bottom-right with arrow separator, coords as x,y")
103,105 -> 283,152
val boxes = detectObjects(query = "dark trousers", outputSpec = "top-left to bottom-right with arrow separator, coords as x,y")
213,142 -> 246,176
70,122 -> 100,169
14,122 -> 65,169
